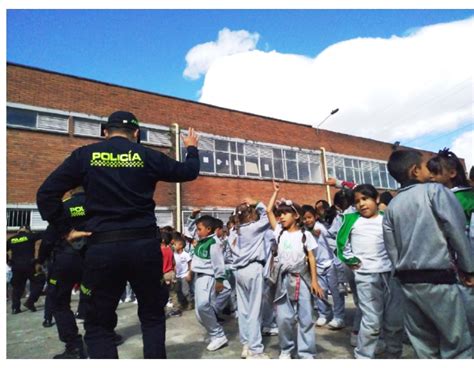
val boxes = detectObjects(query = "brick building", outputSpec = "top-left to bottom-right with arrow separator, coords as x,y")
7,63 -> 415,233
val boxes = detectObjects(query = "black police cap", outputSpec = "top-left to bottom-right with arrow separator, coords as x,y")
106,111 -> 140,130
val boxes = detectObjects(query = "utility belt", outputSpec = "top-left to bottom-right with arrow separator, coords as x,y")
234,259 -> 265,270
395,269 -> 457,285
88,226 -> 160,245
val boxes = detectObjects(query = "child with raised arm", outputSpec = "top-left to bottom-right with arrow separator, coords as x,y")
232,197 -> 271,359
267,181 -> 324,359
383,149 -> 474,358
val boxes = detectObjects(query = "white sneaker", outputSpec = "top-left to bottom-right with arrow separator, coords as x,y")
350,332 -> 358,347
247,352 -> 270,359
166,301 -> 173,308
206,335 -> 228,351
262,326 -> 279,336
279,351 -> 292,359
133,299 -> 138,304
328,318 -> 345,330
316,317 -> 329,327
124,297 -> 132,303
119,299 -> 124,304
241,345 -> 249,359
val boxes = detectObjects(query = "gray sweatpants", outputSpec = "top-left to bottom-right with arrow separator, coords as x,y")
194,274 -> 225,339
458,284 -> 474,349
276,275 -> 316,359
345,265 -> 362,332
354,272 -> 404,359
316,263 -> 345,320
262,279 -> 277,329
213,279 -> 232,314
401,283 -> 472,358
235,262 -> 264,353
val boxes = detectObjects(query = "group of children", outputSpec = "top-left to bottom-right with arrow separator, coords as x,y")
104,147 -> 472,359
157,147 -> 473,359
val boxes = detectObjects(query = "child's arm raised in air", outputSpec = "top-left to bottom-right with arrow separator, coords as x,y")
266,180 -> 280,230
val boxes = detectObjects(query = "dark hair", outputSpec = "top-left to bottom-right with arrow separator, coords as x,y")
160,231 -> 173,245
301,205 -> 317,217
333,188 -> 354,210
325,205 -> 338,225
161,225 -> 174,233
314,199 -> 330,211
172,231 -> 186,245
379,191 -> 393,206
354,184 -> 378,201
387,149 -> 423,185
196,215 -> 217,232
427,148 -> 470,188
213,218 -> 224,230
275,201 -> 304,224
234,204 -> 259,234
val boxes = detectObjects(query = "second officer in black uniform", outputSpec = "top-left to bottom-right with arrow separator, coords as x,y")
37,111 -> 200,358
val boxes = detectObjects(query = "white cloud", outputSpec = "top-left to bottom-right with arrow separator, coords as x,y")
191,17 -> 474,151
183,28 -> 260,80
451,130 -> 474,171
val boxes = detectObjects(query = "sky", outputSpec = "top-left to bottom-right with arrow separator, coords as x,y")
6,7 -> 474,169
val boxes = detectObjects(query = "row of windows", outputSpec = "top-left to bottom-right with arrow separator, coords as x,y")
6,206 -> 174,231
182,135 -> 398,189
183,136 -> 323,183
7,106 -> 172,147
326,155 -> 399,189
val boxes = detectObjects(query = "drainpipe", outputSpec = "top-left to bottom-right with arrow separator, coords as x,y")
171,123 -> 182,232
320,147 -> 332,206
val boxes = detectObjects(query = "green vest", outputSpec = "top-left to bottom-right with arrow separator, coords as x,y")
336,211 -> 384,266
194,236 -> 216,260
453,187 -> 474,224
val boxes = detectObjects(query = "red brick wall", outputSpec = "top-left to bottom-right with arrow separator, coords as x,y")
6,63 -> 426,210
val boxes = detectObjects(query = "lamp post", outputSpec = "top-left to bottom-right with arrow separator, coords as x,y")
313,108 -> 339,206
313,108 -> 339,132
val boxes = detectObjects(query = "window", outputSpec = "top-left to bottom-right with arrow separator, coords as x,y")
182,209 -> 234,227
325,153 -> 397,189
7,206 -> 48,231
74,119 -> 102,136
7,107 -> 68,133
155,209 -> 174,228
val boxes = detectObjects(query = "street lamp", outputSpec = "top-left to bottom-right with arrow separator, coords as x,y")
313,108 -> 339,132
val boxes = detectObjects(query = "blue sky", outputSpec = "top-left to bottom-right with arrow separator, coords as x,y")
6,9 -> 474,167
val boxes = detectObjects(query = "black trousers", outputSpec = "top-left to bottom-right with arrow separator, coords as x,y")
47,250 -> 84,350
11,264 -> 44,311
81,239 -> 168,359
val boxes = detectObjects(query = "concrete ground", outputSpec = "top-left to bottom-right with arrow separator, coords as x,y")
7,293 -> 416,359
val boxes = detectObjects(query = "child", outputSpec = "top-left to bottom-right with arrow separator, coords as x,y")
336,184 -> 404,358
383,149 -> 474,358
261,227 -> 279,336
190,215 -> 229,351
172,232 -> 194,311
213,218 -> 234,317
232,197 -> 271,359
427,148 -> 474,345
302,205 -> 345,330
267,181 -> 324,359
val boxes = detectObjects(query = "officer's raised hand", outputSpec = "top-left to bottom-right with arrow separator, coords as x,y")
181,127 -> 199,148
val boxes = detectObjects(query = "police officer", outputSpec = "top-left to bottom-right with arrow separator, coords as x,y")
7,225 -> 44,314
37,111 -> 200,359
38,187 -> 89,358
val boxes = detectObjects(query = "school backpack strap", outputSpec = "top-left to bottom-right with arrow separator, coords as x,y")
336,212 -> 362,266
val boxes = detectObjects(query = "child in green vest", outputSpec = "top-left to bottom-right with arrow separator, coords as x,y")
190,215 -> 228,352
336,184 -> 404,358
427,148 -> 474,345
